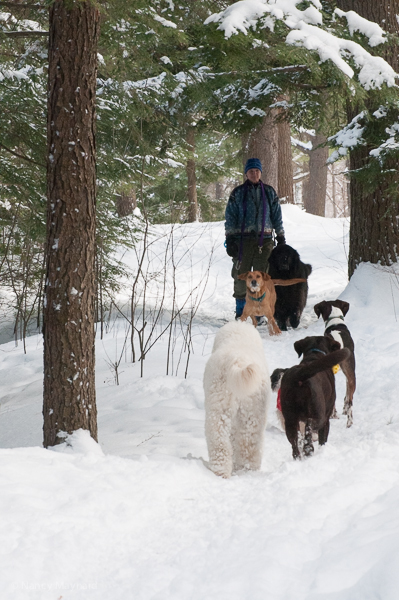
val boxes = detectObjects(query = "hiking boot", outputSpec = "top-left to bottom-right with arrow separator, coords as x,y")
235,298 -> 246,319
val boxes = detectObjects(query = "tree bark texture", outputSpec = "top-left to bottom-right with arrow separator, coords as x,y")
303,132 -> 329,216
278,118 -> 294,203
43,0 -> 99,447
186,127 -> 198,222
337,0 -> 399,277
116,189 -> 136,217
242,110 -> 279,189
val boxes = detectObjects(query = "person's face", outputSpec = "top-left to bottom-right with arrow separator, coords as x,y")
246,168 -> 261,184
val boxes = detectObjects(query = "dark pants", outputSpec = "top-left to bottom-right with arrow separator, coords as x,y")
232,237 -> 274,299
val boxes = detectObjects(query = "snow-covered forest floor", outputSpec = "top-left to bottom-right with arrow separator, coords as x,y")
1,205 -> 399,600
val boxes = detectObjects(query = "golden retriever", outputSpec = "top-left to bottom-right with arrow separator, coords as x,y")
238,271 -> 306,335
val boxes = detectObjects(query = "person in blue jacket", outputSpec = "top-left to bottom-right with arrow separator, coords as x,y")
225,157 -> 286,318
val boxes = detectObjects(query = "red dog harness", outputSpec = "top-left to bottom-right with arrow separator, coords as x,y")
277,388 -> 282,411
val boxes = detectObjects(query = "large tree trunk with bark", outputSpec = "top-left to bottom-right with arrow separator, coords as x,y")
336,0 -> 399,277
278,117 -> 294,204
43,0 -> 99,448
348,169 -> 399,274
186,127 -> 198,222
242,110 -> 279,189
303,132 -> 329,216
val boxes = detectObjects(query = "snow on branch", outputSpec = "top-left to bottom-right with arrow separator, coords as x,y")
205,0 -> 397,90
334,9 -> 387,47
329,109 -> 399,165
153,14 -> 177,29
370,123 -> 399,162
205,0 -> 322,37
327,112 -> 366,163
291,136 -> 312,151
286,22 -> 394,89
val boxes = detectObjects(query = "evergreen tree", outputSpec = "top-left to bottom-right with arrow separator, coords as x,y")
205,0 -> 399,253
0,2 -> 48,338
334,0 -> 399,275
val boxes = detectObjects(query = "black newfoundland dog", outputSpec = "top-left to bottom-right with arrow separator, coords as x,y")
268,244 -> 312,330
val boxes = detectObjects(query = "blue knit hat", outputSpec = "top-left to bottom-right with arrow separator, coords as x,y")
245,158 -> 262,173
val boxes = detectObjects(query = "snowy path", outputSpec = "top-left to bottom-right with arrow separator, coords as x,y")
1,206 -> 399,599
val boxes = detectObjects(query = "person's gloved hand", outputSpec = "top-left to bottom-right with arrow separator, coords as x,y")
276,234 -> 286,246
225,235 -> 238,257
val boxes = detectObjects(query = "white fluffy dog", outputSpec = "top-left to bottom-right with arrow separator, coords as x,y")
203,320 -> 270,478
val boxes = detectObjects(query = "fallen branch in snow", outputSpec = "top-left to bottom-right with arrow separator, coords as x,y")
136,431 -> 162,446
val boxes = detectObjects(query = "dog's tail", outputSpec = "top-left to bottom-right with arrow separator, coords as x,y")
271,368 -> 288,392
288,348 -> 351,385
227,358 -> 263,399
272,278 -> 307,286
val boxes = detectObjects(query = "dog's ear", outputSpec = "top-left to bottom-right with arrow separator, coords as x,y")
291,251 -> 300,269
335,300 -> 350,316
294,338 -> 307,357
313,301 -> 325,319
238,272 -> 249,280
262,272 -> 272,281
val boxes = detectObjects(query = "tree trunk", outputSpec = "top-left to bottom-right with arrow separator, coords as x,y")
116,189 -> 136,217
215,181 -> 223,200
186,127 -> 198,222
242,109 -> 279,189
43,0 -> 99,448
303,132 -> 329,216
336,0 -> 399,276
278,118 -> 294,203
331,163 -> 337,217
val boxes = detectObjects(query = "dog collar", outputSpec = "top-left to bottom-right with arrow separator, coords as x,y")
325,315 -> 344,328
249,291 -> 266,302
309,348 -> 326,355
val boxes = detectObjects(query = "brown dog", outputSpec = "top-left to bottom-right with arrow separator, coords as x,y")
238,271 -> 306,335
271,367 -> 319,441
280,335 -> 351,459
314,300 -> 356,427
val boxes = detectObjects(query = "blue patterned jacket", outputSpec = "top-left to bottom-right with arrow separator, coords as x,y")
224,180 -> 285,238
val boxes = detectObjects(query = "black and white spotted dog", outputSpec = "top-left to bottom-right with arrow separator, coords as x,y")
314,300 -> 356,427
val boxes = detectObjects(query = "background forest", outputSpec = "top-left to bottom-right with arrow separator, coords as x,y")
1,0 -> 398,350
1,4 -> 399,596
